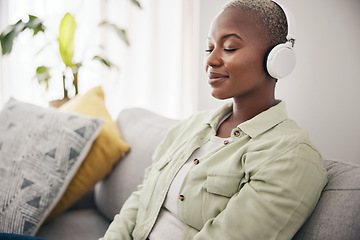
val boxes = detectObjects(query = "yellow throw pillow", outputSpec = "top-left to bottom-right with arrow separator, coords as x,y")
46,86 -> 130,220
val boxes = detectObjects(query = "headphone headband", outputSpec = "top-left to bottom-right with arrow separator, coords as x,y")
271,0 -> 296,46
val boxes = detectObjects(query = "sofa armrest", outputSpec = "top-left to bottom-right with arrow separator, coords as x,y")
293,159 -> 360,240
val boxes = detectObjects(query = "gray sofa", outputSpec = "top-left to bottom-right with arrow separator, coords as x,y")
36,107 -> 360,240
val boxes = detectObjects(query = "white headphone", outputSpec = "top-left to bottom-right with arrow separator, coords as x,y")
266,0 -> 296,79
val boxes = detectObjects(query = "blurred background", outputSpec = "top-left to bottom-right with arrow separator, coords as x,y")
0,0 -> 359,164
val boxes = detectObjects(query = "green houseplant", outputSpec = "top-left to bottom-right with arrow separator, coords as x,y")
0,0 -> 141,105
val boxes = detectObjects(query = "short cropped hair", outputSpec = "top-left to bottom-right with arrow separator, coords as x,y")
223,0 -> 288,48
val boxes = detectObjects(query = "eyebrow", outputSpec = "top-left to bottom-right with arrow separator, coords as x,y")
222,33 -> 243,41
207,33 -> 243,41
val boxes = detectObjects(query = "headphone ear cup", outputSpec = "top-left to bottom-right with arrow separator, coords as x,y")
266,43 -> 296,79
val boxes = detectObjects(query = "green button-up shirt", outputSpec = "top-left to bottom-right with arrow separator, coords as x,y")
101,100 -> 328,240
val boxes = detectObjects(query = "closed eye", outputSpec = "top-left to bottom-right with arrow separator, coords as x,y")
205,48 -> 238,53
224,49 -> 238,52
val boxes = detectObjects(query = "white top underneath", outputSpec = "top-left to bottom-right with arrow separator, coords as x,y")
149,134 -> 230,240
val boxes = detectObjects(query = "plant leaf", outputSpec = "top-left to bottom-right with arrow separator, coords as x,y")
130,0 -> 142,8
0,21 -> 25,55
36,66 -> 51,89
0,29 -> 19,55
0,15 -> 45,55
58,13 -> 77,68
26,15 -> 46,35
99,22 -> 130,46
93,55 -> 114,68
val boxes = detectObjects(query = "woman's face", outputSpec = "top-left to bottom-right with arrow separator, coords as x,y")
205,7 -> 273,101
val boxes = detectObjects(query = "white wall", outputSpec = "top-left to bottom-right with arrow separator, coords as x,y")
196,0 -> 360,164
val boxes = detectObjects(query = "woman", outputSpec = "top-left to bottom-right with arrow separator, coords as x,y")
101,0 -> 328,239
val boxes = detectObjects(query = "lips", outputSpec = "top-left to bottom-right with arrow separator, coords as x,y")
209,72 -> 229,79
208,72 -> 229,85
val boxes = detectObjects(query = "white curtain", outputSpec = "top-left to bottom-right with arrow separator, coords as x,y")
0,0 -> 198,118
0,0 -> 103,106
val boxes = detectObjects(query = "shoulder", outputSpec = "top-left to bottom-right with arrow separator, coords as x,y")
271,118 -> 318,152
243,117 -> 323,164
246,118 -> 326,177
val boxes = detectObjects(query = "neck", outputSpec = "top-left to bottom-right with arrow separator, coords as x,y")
231,91 -> 276,125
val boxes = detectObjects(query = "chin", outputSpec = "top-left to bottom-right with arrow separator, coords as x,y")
211,91 -> 231,100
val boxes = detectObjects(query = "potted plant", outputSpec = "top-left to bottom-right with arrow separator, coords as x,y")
0,0 -> 141,107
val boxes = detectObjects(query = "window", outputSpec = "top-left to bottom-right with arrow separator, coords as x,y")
0,0 -> 198,118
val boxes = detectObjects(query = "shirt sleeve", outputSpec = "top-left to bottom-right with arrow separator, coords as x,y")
193,143 -> 328,240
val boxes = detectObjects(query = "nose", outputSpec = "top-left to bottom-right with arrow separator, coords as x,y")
205,48 -> 222,71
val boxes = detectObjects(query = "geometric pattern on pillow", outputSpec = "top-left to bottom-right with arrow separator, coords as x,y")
45,86 -> 130,220
0,98 -> 103,236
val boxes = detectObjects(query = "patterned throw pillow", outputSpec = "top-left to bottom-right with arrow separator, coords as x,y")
46,86 -> 130,220
0,98 -> 103,236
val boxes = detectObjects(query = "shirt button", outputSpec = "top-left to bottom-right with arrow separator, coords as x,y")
179,195 -> 185,201
193,158 -> 200,165
223,140 -> 230,145
233,130 -> 241,137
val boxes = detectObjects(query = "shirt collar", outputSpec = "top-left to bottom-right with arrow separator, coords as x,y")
207,100 -> 288,139
207,101 -> 233,131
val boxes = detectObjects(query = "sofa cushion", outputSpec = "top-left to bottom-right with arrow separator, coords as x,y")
47,86 -> 130,220
95,108 -> 178,220
0,99 -> 102,235
293,159 -> 360,240
36,209 -> 109,240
